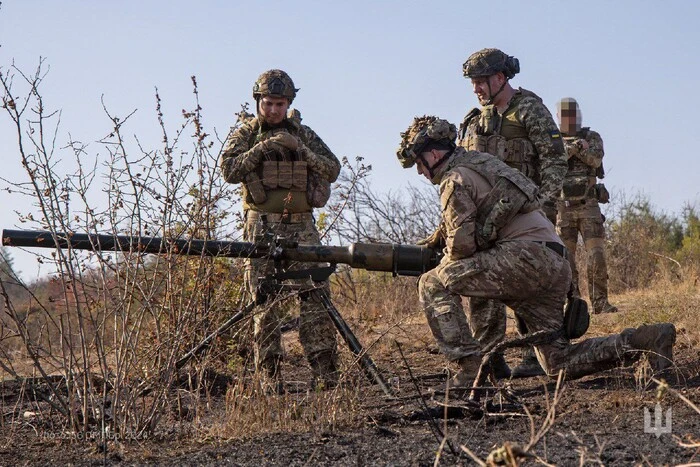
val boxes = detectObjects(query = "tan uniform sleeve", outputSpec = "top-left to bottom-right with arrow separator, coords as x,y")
298,124 -> 341,183
220,121 -> 261,184
516,97 -> 568,203
565,130 -> 604,169
440,172 -> 478,261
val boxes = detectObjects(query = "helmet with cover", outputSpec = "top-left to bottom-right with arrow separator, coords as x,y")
397,116 -> 457,169
252,69 -> 299,103
463,48 -> 520,79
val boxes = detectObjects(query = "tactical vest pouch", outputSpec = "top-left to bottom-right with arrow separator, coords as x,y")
503,139 -> 535,179
594,183 -> 610,203
261,161 -> 279,189
307,172 -> 331,208
472,135 -> 487,152
277,160 -> 293,189
468,134 -> 506,158
503,139 -> 533,163
564,296 -> 590,339
479,105 -> 502,134
486,135 -> 506,159
244,173 -> 267,204
562,175 -> 591,200
291,160 -> 308,191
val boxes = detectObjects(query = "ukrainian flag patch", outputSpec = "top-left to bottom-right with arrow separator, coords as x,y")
550,130 -> 561,139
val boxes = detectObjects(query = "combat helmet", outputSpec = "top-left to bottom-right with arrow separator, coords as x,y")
252,69 -> 299,103
397,116 -> 457,169
463,48 -> 520,79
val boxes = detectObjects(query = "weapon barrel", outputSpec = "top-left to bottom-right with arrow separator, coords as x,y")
1,229 -> 261,257
2,229 -> 439,276
282,243 -> 436,276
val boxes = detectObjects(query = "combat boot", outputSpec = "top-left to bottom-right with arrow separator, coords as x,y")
450,355 -> 482,389
593,300 -> 619,315
511,348 -> 546,378
628,323 -> 676,372
309,350 -> 339,391
259,356 -> 285,395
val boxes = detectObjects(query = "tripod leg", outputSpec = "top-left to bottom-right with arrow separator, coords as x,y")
175,298 -> 258,370
317,290 -> 395,398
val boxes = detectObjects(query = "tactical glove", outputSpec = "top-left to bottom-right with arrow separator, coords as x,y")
417,226 -> 446,250
235,139 -> 275,175
266,132 -> 300,151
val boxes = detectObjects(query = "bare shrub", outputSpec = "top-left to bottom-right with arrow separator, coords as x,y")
604,192 -> 684,292
0,62 -> 243,436
326,168 -> 439,245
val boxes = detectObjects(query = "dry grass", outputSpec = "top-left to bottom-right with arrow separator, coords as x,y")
209,376 -> 362,439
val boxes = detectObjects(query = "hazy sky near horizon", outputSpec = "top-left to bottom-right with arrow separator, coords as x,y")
1,0 -> 699,279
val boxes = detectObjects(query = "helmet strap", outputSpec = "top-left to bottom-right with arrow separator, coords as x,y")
418,148 -> 453,179
485,77 -> 507,106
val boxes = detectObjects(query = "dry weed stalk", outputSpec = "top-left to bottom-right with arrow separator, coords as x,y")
460,371 -> 565,467
1,62 -> 242,437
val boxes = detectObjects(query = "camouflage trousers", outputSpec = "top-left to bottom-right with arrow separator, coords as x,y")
243,212 -> 337,369
557,200 -> 611,312
419,241 -> 631,378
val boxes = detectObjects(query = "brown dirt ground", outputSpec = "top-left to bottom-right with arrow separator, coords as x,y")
1,311 -> 699,466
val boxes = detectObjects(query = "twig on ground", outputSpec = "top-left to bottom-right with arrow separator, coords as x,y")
394,340 -> 457,457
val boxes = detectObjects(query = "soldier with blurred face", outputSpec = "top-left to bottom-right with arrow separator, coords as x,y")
557,97 -> 617,315
454,48 -> 569,377
220,69 -> 341,392
398,115 -> 676,392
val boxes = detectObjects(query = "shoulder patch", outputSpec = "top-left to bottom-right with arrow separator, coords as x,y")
550,130 -> 561,139
439,179 -> 456,210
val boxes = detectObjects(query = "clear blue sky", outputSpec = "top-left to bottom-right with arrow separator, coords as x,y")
1,0 -> 699,279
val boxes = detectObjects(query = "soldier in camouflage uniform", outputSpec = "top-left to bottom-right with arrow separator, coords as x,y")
557,98 -> 618,315
220,69 -> 341,392
398,116 -> 675,389
456,48 -> 569,377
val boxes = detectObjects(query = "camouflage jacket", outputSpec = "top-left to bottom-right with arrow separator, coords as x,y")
220,114 -> 341,184
459,88 -> 568,205
563,128 -> 604,176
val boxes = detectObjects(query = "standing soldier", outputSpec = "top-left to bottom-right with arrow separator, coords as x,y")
456,48 -> 568,377
398,115 -> 675,391
557,97 -> 618,315
220,69 -> 341,392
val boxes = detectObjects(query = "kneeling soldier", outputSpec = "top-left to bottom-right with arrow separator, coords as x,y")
397,116 -> 675,390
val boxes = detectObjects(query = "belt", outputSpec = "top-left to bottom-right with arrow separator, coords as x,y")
533,241 -> 568,259
246,210 -> 314,224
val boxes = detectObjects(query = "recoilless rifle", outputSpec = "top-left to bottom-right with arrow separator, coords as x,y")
2,228 -> 442,397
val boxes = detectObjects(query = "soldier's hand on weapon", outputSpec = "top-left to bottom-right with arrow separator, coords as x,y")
417,226 -> 446,249
578,139 -> 589,151
267,132 -> 300,151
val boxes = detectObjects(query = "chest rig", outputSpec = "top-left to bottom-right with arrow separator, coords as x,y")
458,90 -> 538,180
444,148 -> 541,249
242,117 -> 309,208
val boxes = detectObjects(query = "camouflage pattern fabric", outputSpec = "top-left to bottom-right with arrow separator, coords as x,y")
459,88 -> 568,206
558,204 -> 610,312
243,214 -> 337,368
500,89 -> 567,204
458,89 -> 568,352
563,129 -> 604,171
221,115 -> 340,186
558,129 -> 613,313
419,241 -> 635,378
